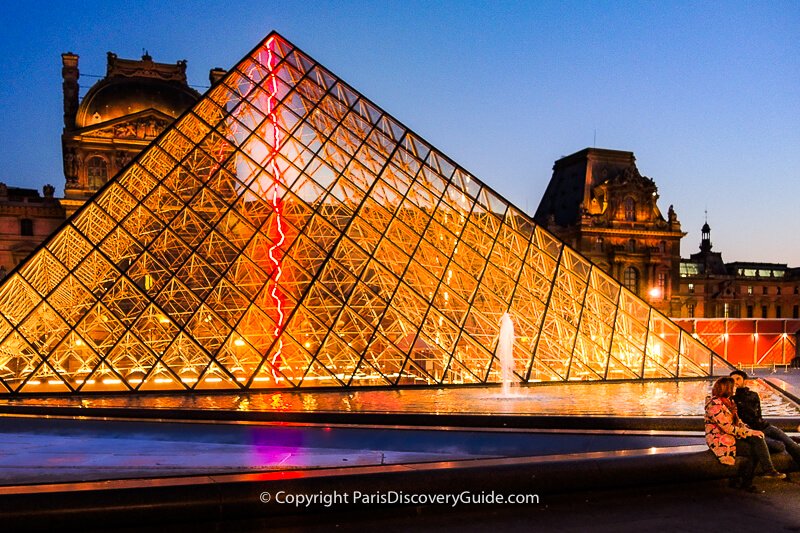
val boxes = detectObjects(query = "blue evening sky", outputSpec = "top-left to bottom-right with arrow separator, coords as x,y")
0,1 -> 797,264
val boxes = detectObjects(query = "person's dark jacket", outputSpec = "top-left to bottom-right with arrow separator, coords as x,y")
732,386 -> 769,430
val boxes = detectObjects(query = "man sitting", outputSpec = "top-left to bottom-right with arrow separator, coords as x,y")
730,369 -> 800,468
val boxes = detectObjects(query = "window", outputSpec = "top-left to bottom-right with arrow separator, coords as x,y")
762,286 -> 768,295
688,283 -> 695,294
776,305 -> 782,317
624,198 -> 635,221
20,218 -> 33,236
795,286 -> 799,295
627,239 -> 636,252
87,156 -> 108,189
747,286 -> 753,295
723,303 -> 730,319
659,241 -> 666,253
794,305 -> 799,319
746,305 -> 754,318
623,267 -> 639,294
681,262 -> 701,276
657,272 -> 667,299
688,304 -> 695,318
777,287 -> 782,295
761,305 -> 768,318
595,236 -> 603,252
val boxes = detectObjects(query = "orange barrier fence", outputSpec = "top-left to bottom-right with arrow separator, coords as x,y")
672,319 -> 800,366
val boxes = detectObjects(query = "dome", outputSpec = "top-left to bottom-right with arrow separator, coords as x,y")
701,222 -> 711,233
75,76 -> 199,129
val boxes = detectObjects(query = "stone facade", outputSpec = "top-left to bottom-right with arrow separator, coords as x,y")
0,184 -> 65,275
534,148 -> 684,315
0,52 -> 217,276
60,51 -> 204,216
677,223 -> 800,319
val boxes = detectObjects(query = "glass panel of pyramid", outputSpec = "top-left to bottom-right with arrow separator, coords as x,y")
0,32 -> 729,394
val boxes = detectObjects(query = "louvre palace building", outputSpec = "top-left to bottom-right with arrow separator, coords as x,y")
0,33 -> 794,394
533,148 -> 800,321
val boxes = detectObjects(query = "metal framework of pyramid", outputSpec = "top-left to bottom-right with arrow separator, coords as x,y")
0,32 -> 728,394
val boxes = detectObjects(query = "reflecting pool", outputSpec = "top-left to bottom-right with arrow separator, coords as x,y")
2,379 -> 798,417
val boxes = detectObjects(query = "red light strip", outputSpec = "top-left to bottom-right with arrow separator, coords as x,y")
265,37 -> 285,379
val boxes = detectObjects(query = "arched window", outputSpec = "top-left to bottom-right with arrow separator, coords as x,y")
623,266 -> 639,294
624,198 -> 635,221
87,156 -> 108,189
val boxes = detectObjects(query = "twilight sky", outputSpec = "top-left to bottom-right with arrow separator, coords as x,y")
0,1 -> 797,264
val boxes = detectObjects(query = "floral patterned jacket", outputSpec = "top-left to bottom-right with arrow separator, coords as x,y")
704,396 -> 753,465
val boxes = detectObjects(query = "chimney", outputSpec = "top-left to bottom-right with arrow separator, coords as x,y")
209,68 -> 227,86
61,52 -> 79,129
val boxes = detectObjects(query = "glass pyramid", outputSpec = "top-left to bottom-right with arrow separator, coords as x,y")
0,32 -> 728,394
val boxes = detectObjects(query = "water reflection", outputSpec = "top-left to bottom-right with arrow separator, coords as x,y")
2,380 -> 798,417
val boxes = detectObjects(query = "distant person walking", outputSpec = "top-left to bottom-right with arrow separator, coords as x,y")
705,377 -> 785,492
730,369 -> 800,467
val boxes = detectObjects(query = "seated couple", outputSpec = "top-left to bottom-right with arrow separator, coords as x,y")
705,370 -> 800,492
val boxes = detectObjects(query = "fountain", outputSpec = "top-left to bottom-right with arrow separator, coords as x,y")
498,312 -> 515,396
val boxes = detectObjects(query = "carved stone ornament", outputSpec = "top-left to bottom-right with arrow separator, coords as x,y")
116,150 -> 132,168
609,165 -> 656,189
110,118 -> 169,139
107,51 -> 188,82
64,148 -> 79,179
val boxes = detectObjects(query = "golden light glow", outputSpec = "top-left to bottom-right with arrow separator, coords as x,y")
0,32 -> 720,395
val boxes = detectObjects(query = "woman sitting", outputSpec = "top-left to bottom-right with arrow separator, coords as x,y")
704,376 -> 785,491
